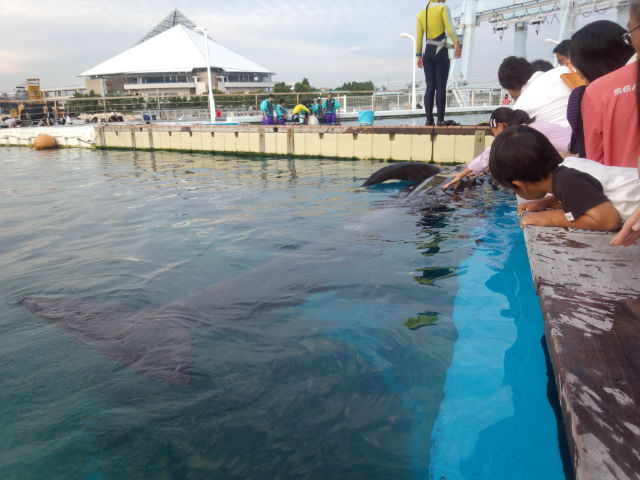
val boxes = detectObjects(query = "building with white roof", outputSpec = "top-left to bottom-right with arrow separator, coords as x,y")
80,10 -> 274,96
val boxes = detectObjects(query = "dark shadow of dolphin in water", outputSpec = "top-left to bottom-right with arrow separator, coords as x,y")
22,163 -> 444,386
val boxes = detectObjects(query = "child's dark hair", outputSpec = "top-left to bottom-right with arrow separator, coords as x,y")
489,125 -> 562,188
570,20 -> 634,83
498,56 -> 535,91
489,107 -> 534,127
279,98 -> 286,104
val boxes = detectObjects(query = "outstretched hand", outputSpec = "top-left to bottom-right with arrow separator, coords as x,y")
441,177 -> 463,191
610,206 -> 640,246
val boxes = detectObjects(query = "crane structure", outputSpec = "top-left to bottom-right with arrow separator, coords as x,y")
452,0 -> 631,79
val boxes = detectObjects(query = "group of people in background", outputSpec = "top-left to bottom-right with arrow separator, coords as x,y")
259,93 -> 341,126
438,0 -> 640,247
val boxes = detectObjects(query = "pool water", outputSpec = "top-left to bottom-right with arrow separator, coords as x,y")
0,148 -> 565,479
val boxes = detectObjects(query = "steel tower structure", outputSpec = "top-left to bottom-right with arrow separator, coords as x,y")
453,0 -> 631,79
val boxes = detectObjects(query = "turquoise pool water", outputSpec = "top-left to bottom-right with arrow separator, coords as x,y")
0,148 -> 565,479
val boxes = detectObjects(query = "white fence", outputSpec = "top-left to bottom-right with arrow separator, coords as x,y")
339,88 -> 503,113
1,87 -> 503,124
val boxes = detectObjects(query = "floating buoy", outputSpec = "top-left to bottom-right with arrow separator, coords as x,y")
33,134 -> 57,150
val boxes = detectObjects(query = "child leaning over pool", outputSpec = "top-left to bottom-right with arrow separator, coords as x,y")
489,125 -> 640,230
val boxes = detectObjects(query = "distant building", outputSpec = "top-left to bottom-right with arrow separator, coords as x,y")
42,86 -> 87,99
80,9 -> 274,96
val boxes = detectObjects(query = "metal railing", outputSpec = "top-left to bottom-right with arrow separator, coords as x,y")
1,87 -> 503,123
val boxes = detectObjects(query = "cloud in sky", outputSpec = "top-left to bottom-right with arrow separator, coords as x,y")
0,0 -> 619,92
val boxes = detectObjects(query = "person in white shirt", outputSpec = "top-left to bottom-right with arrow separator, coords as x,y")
498,56 -> 572,127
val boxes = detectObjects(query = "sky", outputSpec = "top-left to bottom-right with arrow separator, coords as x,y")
0,0 -> 621,92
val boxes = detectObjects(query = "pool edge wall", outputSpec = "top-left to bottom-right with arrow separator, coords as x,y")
523,225 -> 640,480
1,124 -> 493,164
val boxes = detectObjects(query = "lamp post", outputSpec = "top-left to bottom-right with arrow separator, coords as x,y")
195,26 -> 216,123
545,38 -> 562,66
400,33 -> 417,111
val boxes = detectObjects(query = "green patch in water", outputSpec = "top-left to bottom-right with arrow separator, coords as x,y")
405,312 -> 439,330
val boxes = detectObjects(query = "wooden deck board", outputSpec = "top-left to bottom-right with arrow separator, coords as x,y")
524,226 -> 640,480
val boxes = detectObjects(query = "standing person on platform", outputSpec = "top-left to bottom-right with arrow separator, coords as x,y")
276,98 -> 288,125
581,1 -> 640,167
312,99 -> 324,123
416,0 -> 461,126
322,93 -> 341,125
260,94 -> 275,125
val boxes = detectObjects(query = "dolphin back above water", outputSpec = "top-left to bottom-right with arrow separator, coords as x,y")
22,163 -> 443,386
361,162 -> 440,187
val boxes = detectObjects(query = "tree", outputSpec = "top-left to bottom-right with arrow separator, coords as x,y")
336,81 -> 375,92
273,82 -> 291,93
294,78 -> 313,92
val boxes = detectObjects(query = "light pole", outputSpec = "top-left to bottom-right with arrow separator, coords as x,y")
195,26 -> 216,123
545,38 -> 561,66
400,33 -> 417,111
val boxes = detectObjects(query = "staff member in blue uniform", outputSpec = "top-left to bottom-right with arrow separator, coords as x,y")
322,93 -> 341,125
260,94 -> 275,125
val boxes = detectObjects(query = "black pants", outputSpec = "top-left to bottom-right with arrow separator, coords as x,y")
422,35 -> 451,124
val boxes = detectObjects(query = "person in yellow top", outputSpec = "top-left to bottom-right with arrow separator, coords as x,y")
416,0 -> 461,126
292,102 -> 312,124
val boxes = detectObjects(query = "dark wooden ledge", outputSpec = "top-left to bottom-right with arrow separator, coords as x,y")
524,226 -> 640,480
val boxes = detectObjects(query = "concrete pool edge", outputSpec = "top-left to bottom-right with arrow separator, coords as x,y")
0,124 -> 492,164
523,226 -> 640,480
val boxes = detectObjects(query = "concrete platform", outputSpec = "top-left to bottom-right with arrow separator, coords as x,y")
0,123 -> 492,164
0,125 -> 97,147
524,226 -> 640,480
92,123 -> 491,163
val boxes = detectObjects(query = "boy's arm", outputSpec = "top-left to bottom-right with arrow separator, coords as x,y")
517,195 -> 559,216
521,201 -> 621,231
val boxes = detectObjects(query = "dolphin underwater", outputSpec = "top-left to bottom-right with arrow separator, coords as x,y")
22,163 -> 443,386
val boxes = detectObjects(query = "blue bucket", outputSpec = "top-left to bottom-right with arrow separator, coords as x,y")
357,110 -> 374,126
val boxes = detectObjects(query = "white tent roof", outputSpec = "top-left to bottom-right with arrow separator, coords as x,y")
80,25 -> 271,76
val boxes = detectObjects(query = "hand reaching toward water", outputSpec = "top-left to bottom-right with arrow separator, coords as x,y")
441,168 -> 471,191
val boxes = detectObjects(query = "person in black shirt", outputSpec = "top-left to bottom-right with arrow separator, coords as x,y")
489,125 -> 621,230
